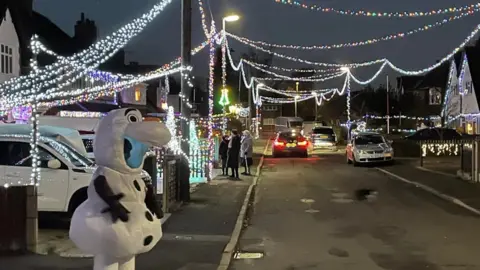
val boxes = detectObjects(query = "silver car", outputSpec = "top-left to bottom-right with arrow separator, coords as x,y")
346,132 -> 394,166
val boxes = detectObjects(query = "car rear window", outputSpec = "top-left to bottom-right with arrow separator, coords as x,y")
279,133 -> 303,140
312,128 -> 334,135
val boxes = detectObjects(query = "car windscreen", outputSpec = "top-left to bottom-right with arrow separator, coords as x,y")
312,128 -> 334,135
289,121 -> 303,128
355,135 -> 385,145
46,141 -> 94,167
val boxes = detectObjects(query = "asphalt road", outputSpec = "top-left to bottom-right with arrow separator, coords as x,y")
231,152 -> 480,270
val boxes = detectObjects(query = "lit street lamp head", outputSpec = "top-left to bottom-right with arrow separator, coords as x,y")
340,67 -> 350,72
224,15 -> 240,22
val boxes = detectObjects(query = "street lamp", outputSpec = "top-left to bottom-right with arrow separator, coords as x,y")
221,14 -> 240,134
340,67 -> 350,72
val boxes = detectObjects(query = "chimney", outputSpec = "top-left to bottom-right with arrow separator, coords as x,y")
74,12 -> 98,50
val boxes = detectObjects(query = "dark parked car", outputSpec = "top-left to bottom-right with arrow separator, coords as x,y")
404,128 -> 463,141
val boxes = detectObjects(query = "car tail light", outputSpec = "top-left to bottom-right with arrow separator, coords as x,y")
274,140 -> 285,147
297,141 -> 307,146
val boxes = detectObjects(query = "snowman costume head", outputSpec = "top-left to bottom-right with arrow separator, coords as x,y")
69,108 -> 171,267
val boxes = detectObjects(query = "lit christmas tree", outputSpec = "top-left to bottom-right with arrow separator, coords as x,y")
166,106 -> 181,154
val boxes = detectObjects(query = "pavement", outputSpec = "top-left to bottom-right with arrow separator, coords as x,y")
0,140 -> 267,270
230,152 -> 480,270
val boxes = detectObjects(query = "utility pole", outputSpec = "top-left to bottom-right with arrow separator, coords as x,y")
386,75 -> 390,134
179,0 -> 192,201
180,0 -> 192,152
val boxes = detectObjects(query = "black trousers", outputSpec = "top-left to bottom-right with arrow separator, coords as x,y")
230,166 -> 239,178
221,158 -> 228,174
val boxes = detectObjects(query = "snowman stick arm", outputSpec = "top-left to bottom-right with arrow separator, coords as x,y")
93,175 -> 122,207
94,175 -> 130,222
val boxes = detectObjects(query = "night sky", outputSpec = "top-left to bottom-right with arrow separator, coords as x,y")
34,0 -> 480,89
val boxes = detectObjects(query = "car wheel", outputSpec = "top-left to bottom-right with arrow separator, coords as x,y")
302,151 -> 308,158
272,151 -> 279,158
346,153 -> 352,164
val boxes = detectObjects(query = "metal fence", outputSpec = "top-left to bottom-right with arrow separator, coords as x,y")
418,139 -> 476,182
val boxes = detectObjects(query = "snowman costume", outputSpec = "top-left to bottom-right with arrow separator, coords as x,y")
69,108 -> 171,270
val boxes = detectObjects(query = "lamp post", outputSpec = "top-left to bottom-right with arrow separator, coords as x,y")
295,81 -> 299,117
340,67 -> 351,140
294,95 -> 300,117
221,15 -> 239,134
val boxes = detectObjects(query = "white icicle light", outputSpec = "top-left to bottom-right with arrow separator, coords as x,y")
0,0 -> 175,101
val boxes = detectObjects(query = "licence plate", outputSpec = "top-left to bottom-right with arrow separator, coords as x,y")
286,143 -> 296,147
384,153 -> 392,157
320,135 -> 328,139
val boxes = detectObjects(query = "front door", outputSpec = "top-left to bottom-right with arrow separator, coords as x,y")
4,141 -> 69,211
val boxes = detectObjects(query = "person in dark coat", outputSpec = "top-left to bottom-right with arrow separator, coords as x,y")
227,130 -> 241,179
219,135 -> 230,175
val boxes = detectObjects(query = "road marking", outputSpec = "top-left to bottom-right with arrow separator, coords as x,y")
162,234 -> 231,242
234,252 -> 264,259
331,198 -> 354,204
305,209 -> 320,213
300,198 -> 315,204
376,167 -> 480,217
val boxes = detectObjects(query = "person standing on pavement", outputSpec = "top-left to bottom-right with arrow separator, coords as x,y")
228,129 -> 241,179
240,130 -> 254,175
219,135 -> 230,176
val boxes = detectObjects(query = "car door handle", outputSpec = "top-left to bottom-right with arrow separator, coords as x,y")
6,172 -> 20,177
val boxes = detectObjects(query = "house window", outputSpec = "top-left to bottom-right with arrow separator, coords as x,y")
466,81 -> 473,94
452,85 -> 458,96
0,44 -> 13,74
429,88 -> 442,105
263,118 -> 275,125
263,106 -> 278,112
134,87 -> 141,101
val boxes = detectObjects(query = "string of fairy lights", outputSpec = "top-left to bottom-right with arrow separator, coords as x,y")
3,0 -> 480,187
227,8 -> 479,50
273,0 -> 480,18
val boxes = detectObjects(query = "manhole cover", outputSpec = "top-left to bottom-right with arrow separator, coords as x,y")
234,252 -> 264,259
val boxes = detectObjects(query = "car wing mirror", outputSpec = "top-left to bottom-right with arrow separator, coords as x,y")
47,159 -> 62,169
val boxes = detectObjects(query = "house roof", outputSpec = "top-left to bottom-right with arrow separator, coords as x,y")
44,102 -> 121,115
464,46 -> 480,100
32,11 -> 77,56
396,75 -> 423,91
0,1 -> 33,72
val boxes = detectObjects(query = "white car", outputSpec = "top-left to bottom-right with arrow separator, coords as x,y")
0,127 -> 152,214
346,132 -> 394,166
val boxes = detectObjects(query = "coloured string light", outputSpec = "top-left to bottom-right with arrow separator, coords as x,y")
246,59 -> 347,81
227,33 -> 385,68
251,62 -> 341,74
273,0 -> 480,18
364,114 -> 441,120
226,10 -> 479,50
227,23 -> 480,78
207,25 -> 216,180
